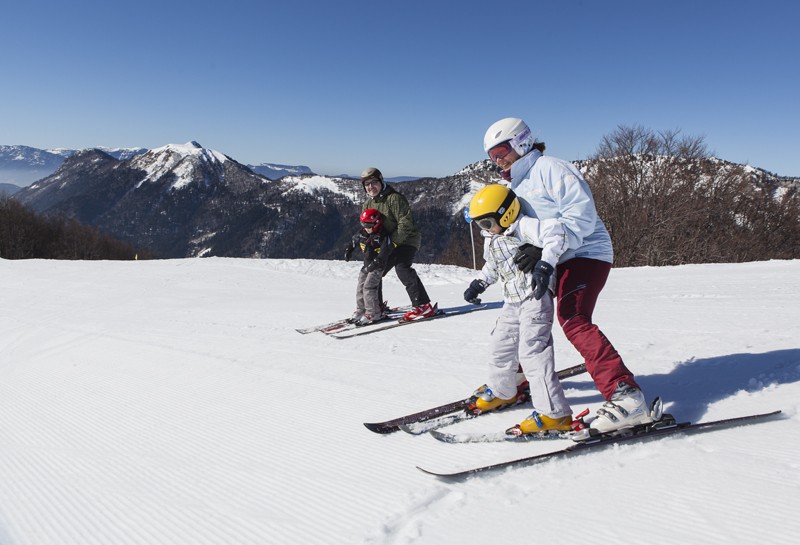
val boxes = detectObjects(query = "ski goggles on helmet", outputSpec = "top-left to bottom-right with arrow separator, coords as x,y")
488,141 -> 514,163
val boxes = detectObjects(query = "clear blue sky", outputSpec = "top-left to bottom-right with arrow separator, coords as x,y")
2,0 -> 798,178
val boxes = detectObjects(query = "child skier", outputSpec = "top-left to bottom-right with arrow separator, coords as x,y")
463,184 -> 573,436
345,208 -> 394,326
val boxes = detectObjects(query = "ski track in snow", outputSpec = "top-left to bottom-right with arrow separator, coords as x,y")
1,257 -> 799,545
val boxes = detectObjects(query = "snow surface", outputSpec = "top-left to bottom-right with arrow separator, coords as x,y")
1,257 -> 798,545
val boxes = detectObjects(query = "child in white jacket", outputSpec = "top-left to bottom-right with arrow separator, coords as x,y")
464,184 -> 572,436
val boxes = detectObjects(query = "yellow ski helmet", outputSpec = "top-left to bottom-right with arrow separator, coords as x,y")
468,184 -> 520,229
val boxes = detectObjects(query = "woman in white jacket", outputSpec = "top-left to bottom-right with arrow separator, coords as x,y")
463,184 -> 572,436
481,117 -> 653,435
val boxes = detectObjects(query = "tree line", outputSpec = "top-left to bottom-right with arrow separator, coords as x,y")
0,196 -> 147,260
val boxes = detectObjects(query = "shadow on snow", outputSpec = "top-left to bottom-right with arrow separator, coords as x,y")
562,349 -> 800,422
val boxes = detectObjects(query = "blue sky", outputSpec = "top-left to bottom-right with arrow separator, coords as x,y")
2,0 -> 798,178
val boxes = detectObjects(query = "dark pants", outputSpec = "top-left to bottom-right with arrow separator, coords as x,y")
555,258 -> 639,400
382,244 -> 430,307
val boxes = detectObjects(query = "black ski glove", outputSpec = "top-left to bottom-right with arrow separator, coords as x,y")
344,242 -> 355,262
531,260 -> 554,300
464,279 -> 488,304
513,243 -> 543,273
366,258 -> 384,273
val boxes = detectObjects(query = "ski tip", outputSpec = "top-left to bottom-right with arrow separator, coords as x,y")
429,430 -> 456,443
415,466 -> 463,479
363,422 -> 398,434
416,465 -> 485,480
737,409 -> 783,421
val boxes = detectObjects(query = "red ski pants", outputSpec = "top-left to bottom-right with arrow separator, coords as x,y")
555,258 -> 639,400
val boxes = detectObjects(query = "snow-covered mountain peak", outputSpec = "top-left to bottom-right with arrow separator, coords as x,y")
131,141 -> 229,189
145,141 -> 228,163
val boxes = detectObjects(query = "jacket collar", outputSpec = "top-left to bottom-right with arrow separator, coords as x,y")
370,184 -> 395,200
510,149 -> 542,187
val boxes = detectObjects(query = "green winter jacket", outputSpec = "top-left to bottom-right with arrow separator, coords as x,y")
362,185 -> 422,250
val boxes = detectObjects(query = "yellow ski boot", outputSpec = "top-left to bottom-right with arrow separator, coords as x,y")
468,385 -> 519,415
506,411 -> 574,437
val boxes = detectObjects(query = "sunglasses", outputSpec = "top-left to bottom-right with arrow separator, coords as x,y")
476,216 -> 500,230
361,221 -> 377,228
363,178 -> 382,187
488,142 -> 514,162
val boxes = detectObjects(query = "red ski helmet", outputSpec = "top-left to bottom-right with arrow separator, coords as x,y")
360,208 -> 383,232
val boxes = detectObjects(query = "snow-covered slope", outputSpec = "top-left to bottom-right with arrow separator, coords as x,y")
247,162 -> 314,180
0,258 -> 798,545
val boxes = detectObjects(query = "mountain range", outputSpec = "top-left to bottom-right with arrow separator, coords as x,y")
8,141 -> 799,265
12,142 -> 488,263
0,145 -> 147,190
0,144 -> 421,192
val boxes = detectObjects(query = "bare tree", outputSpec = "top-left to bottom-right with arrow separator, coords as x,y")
586,125 -> 799,266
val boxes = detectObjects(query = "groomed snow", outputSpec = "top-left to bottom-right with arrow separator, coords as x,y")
1,257 -> 798,545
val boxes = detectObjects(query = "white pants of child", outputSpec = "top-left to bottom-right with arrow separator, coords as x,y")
487,293 -> 571,418
355,267 -> 383,318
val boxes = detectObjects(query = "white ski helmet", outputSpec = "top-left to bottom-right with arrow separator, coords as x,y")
483,117 -> 536,157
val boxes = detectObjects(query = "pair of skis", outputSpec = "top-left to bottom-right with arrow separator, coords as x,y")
294,305 -> 413,335
296,303 -> 494,339
363,364 -> 782,479
363,362 -> 588,434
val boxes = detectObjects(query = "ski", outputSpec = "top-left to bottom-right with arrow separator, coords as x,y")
296,318 -> 350,335
316,314 -> 395,335
363,362 -> 587,434
399,399 -> 528,436
429,428 -> 570,443
416,410 -> 782,479
328,303 -> 491,339
295,305 -> 412,334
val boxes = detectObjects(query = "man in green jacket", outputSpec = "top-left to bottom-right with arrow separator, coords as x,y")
359,167 -> 436,321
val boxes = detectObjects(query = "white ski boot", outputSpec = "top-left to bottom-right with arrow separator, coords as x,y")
588,381 -> 654,434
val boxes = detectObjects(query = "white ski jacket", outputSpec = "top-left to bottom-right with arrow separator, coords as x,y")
509,150 -> 614,265
478,215 -> 566,302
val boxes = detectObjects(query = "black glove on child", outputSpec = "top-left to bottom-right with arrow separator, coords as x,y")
513,243 -> 543,273
366,258 -> 384,273
464,279 -> 488,304
531,260 -> 554,301
344,242 -> 355,262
